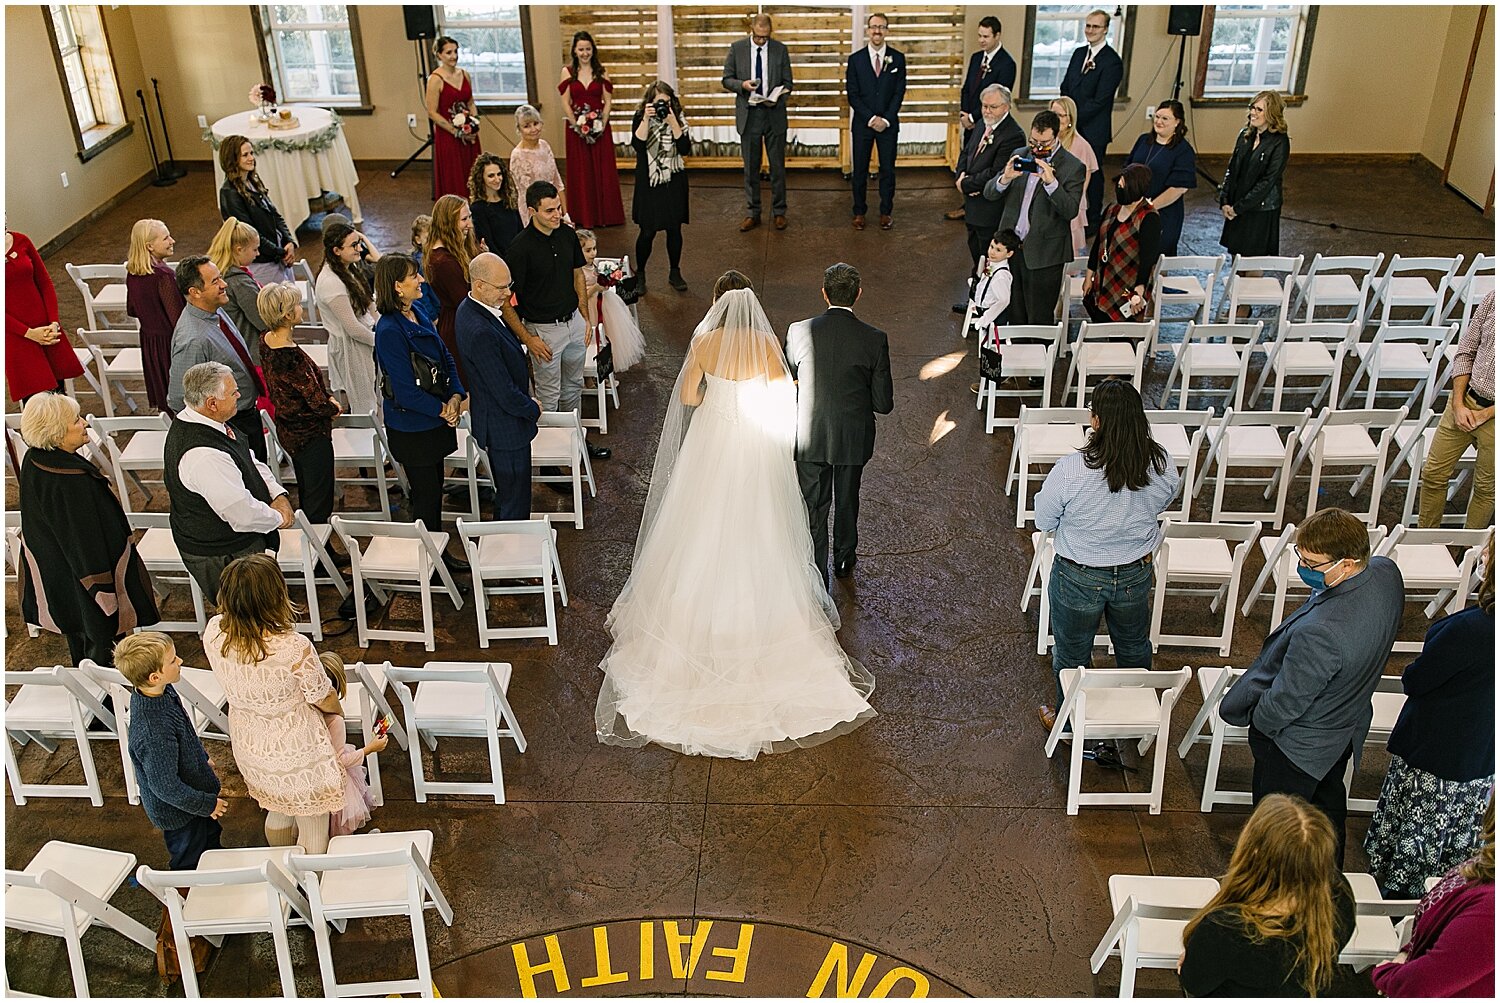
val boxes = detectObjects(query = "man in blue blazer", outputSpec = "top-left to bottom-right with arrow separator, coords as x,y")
1059,9 -> 1123,234
455,253 -> 540,521
1221,508 -> 1406,865
846,11 -> 906,230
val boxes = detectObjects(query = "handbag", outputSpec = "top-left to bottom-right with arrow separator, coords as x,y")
408,350 -> 452,401
978,343 -> 1005,384
591,298 -> 614,380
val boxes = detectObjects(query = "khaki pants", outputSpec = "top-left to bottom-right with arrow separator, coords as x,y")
1418,390 -> 1495,528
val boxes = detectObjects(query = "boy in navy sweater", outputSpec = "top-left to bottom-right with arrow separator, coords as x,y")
115,633 -> 227,869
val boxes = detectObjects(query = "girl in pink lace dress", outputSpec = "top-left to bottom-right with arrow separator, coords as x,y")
319,653 -> 388,837
510,104 -> 567,228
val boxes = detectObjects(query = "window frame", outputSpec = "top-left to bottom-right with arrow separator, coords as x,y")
1018,4 -> 1138,106
251,4 -> 373,114
434,4 -> 536,110
1191,5 -> 1319,106
41,4 -> 132,162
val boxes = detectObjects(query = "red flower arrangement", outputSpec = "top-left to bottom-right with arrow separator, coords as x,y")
450,102 -> 480,145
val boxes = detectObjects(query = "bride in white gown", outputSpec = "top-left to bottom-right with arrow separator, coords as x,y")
596,272 -> 876,760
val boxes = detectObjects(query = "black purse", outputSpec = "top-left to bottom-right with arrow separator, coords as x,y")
979,343 -> 1005,384
408,350 -> 452,400
592,312 -> 614,380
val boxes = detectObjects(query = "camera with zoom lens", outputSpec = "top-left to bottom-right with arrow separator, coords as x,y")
653,98 -> 671,119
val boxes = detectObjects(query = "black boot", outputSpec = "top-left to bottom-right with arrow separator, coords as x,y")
668,268 -> 688,292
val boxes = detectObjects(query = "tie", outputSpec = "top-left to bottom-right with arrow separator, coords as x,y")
219,315 -> 266,396
755,45 -> 764,95
224,424 -> 237,441
875,52 -> 883,76
981,54 -> 991,78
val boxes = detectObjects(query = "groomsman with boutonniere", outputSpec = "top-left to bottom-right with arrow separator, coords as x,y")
947,16 -> 1017,222
1060,9 -> 1124,235
846,11 -> 906,231
951,84 -> 1024,313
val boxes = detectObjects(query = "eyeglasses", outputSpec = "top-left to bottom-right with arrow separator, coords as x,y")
1247,103 -> 1266,112
1292,546 -> 1340,570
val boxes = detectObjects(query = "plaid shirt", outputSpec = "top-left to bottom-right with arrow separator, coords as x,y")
1087,201 -> 1159,321
1452,291 -> 1495,403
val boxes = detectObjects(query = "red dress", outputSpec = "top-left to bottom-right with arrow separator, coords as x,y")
5,231 -> 82,401
433,72 -> 481,200
558,75 -> 626,228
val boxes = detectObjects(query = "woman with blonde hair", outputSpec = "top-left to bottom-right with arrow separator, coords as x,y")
205,553 -> 346,853
208,217 -> 268,362
124,218 -> 183,411
258,282 -> 340,523
424,194 -> 481,377
1219,89 -> 1290,257
1179,794 -> 1355,996
509,104 -> 567,227
217,135 -> 296,284
1049,95 -> 1097,256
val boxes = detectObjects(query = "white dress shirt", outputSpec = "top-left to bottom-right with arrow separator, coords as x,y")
866,45 -> 890,128
176,406 -> 286,534
751,40 -> 769,96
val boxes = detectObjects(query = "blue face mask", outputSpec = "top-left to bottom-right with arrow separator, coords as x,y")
1296,564 -> 1328,593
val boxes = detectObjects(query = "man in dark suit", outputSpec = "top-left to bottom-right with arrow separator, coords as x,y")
956,85 -> 1023,271
1220,508 -> 1405,865
947,15 -> 1018,221
723,13 -> 794,232
455,252 -> 540,522
846,11 -> 906,230
982,110 -> 1085,326
787,263 -> 894,584
1059,9 -> 1123,234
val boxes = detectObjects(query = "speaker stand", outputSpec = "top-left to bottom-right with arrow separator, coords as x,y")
392,40 -> 435,179
1170,33 -> 1189,103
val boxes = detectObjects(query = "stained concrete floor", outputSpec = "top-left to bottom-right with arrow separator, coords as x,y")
4,155 -> 1493,997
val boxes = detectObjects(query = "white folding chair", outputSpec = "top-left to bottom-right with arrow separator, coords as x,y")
1218,254 -> 1303,327
1341,872 -> 1420,971
1241,524 -> 1387,626
441,423 -> 494,523
279,509 -> 351,640
1143,408 -> 1214,519
457,517 -> 569,646
385,661 -> 527,804
4,666 -> 115,806
1153,254 -> 1222,327
1288,406 -> 1406,524
62,330 -> 110,412
335,661 -> 410,807
1346,675 -> 1407,814
582,339 -> 621,434
176,666 -> 233,743
1149,520 -> 1261,656
1175,665 -> 1252,811
289,830 -> 453,999
1023,530 -> 1115,656
79,329 -> 148,417
1249,320 -> 1357,411
76,660 -> 144,805
1195,408 -> 1312,525
1340,323 -> 1457,412
1442,253 -> 1495,329
6,510 -> 41,639
1161,322 -> 1262,412
127,512 -> 210,633
329,517 -> 464,652
1060,255 -> 1089,331
1043,666 -> 1191,815
1289,252 -> 1383,324
1007,406 -> 1091,527
5,841 -> 156,999
1366,254 -> 1462,328
64,263 -> 133,331
293,258 -> 319,324
532,410 -> 596,529
1063,320 -> 1155,406
137,847 -> 314,999
331,413 -> 403,517
1381,414 -> 1476,527
1375,526 -> 1492,650
977,322 -> 1068,433
1090,875 -> 1220,999
89,412 -> 170,512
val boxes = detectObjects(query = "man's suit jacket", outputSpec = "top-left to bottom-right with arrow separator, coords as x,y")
722,37 -> 793,134
959,46 -> 1017,121
846,47 -> 906,133
786,308 -> 893,466
454,297 -> 539,453
1220,557 -> 1405,779
167,307 -> 258,415
957,114 -> 1025,228
982,145 -> 1086,270
1059,43 -> 1123,152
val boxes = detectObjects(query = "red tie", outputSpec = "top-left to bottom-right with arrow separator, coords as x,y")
219,315 -> 267,396
875,52 -> 883,76
224,424 -> 236,441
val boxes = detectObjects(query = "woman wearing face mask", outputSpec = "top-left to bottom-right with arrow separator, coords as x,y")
1219,90 -> 1290,257
1082,163 -> 1159,323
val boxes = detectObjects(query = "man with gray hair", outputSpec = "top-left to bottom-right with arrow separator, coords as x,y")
952,83 -> 1024,311
164,361 -> 293,604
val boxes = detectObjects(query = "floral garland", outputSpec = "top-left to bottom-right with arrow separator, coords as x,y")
202,110 -> 344,156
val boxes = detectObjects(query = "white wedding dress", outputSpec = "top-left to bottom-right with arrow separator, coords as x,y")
595,289 -> 875,760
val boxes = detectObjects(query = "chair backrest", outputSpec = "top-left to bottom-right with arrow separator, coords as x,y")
75,328 -> 140,354
1160,519 -> 1262,546
1385,254 -> 1463,280
1221,407 -> 1313,431
1183,321 -> 1263,347
385,661 -> 505,697
1144,407 -> 1217,432
1377,525 -> 1494,557
1277,320 -> 1359,345
996,322 -> 1067,349
65,262 -> 127,284
1158,255 -> 1223,275
1232,254 -> 1303,278
1077,320 -> 1157,343
1017,406 -> 1092,429
1370,322 -> 1458,353
1306,252 -> 1384,277
1313,405 -> 1408,433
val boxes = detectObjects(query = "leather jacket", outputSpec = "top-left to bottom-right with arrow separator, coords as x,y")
1218,128 -> 1289,214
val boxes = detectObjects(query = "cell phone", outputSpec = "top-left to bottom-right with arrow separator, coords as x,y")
1014,154 -> 1039,173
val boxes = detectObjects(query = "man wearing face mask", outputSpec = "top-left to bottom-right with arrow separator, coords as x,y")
1220,507 -> 1405,866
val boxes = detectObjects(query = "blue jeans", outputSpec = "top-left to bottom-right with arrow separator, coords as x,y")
1048,556 -> 1155,705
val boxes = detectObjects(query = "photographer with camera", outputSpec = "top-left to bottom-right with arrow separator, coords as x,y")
983,110 -> 1085,326
630,81 -> 693,296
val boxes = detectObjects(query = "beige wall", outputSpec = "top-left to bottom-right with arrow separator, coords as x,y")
1422,6 -> 1486,167
5,4 -> 153,251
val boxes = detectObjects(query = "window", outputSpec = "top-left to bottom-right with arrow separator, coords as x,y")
43,4 -> 128,158
253,5 -> 369,108
437,4 -> 531,105
1196,5 -> 1316,98
1023,5 -> 1134,101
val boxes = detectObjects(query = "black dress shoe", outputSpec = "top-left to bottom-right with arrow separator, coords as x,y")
952,303 -> 967,314
442,552 -> 470,573
587,443 -> 611,460
337,591 -> 385,621
668,268 -> 688,292
834,555 -> 858,578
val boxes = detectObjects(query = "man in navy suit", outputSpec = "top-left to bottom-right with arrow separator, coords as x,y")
1059,9 -> 1123,234
455,252 -> 540,522
947,15 -> 1017,221
846,11 -> 905,230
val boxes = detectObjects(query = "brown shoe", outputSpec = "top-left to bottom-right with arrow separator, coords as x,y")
880,214 -> 894,230
739,216 -> 760,232
852,215 -> 866,230
773,214 -> 787,230
1038,705 -> 1058,733
944,207 -> 966,221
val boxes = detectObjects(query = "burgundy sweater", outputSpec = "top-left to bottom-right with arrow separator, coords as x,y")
1371,878 -> 1494,998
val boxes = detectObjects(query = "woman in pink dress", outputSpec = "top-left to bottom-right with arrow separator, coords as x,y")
558,31 -> 626,228
425,35 -> 482,201
509,104 -> 567,228
318,653 -> 387,837
1051,96 -> 1097,258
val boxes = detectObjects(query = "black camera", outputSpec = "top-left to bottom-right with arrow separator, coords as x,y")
653,98 -> 671,119
1014,153 -> 1039,173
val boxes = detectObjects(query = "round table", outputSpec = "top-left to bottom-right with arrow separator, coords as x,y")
209,105 -> 363,232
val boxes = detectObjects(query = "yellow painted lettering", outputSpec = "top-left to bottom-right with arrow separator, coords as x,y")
870,967 -> 930,998
580,926 -> 629,988
704,923 -> 755,982
806,942 -> 877,998
640,921 -> 654,981
512,934 -> 570,997
663,920 -> 713,979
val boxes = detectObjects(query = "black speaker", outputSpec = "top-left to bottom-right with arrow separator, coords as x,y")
403,5 -> 437,41
1167,6 -> 1204,36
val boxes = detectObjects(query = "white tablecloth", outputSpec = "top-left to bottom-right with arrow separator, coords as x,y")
210,105 -> 363,232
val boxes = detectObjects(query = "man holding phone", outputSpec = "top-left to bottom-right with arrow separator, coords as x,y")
982,110 -> 1085,326
723,13 -> 793,231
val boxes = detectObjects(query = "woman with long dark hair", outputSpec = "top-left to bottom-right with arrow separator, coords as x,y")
1128,99 -> 1197,256
1033,378 -> 1179,730
425,35 -> 482,200
316,218 -> 382,416
558,30 -> 626,228
217,135 -> 297,284
1179,794 -> 1356,996
630,80 -> 693,296
467,152 -> 522,258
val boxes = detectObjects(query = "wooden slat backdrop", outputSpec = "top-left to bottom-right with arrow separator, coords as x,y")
557,6 -> 660,118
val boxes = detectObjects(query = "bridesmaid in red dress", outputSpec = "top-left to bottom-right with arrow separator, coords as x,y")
425,35 -> 482,201
558,31 -> 626,228
5,227 -> 83,402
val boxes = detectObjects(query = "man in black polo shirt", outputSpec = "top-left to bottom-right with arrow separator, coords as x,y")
500,180 -> 609,460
